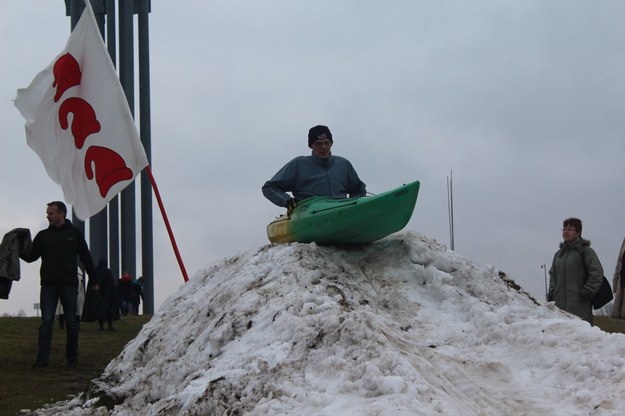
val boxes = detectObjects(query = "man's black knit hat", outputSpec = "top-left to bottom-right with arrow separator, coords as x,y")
308,125 -> 333,147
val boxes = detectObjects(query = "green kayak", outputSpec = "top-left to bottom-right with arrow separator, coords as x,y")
266,180 -> 420,244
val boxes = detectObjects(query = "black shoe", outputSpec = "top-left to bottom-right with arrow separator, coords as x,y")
32,361 -> 48,369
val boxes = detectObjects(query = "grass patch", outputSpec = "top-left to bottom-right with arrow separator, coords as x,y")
594,315 -> 625,334
0,315 -> 150,415
0,314 -> 623,415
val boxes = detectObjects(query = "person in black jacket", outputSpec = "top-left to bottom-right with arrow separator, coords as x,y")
83,259 -> 119,331
131,276 -> 144,315
118,271 -> 133,316
22,201 -> 95,368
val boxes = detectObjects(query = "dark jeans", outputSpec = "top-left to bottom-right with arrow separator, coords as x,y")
131,301 -> 140,316
37,284 -> 78,364
120,300 -> 130,316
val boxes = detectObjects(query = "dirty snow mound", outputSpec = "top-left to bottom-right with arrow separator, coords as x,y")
31,231 -> 625,416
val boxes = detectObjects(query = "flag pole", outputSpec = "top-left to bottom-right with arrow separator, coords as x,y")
145,165 -> 189,282
447,170 -> 455,251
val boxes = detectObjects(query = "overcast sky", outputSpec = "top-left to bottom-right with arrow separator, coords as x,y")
2,0 -> 624,316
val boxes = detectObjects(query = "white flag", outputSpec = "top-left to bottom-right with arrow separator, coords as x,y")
14,0 -> 148,220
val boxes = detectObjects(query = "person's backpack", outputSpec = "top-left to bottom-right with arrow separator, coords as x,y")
592,276 -> 613,310
581,248 -> 613,310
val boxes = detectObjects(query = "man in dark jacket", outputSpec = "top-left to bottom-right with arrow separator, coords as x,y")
22,201 -> 95,368
83,259 -> 119,331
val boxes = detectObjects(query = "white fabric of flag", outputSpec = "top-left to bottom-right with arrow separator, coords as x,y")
14,0 -> 148,220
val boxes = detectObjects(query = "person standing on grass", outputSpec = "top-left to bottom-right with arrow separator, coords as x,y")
83,259 -> 119,331
22,201 -> 95,368
118,271 -> 133,316
131,276 -> 144,315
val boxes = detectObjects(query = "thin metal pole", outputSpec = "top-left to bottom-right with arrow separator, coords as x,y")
67,3 -> 84,237
106,0 -> 120,279
119,0 -> 137,281
138,0 -> 155,313
541,264 -> 548,301
89,2 -> 108,266
447,171 -> 455,251
67,0 -> 83,30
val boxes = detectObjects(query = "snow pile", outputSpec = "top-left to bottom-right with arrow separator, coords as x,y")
32,232 -> 625,415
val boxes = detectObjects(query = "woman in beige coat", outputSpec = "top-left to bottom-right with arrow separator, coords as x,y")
611,237 -> 625,320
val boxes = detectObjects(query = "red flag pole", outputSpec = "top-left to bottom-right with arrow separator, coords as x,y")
145,165 -> 189,282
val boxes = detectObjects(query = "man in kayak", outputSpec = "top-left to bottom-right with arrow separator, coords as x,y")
262,125 -> 367,215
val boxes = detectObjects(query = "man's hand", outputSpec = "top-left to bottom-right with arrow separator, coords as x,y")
286,198 -> 298,216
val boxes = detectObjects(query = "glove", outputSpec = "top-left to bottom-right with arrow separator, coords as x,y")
286,198 -> 298,216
